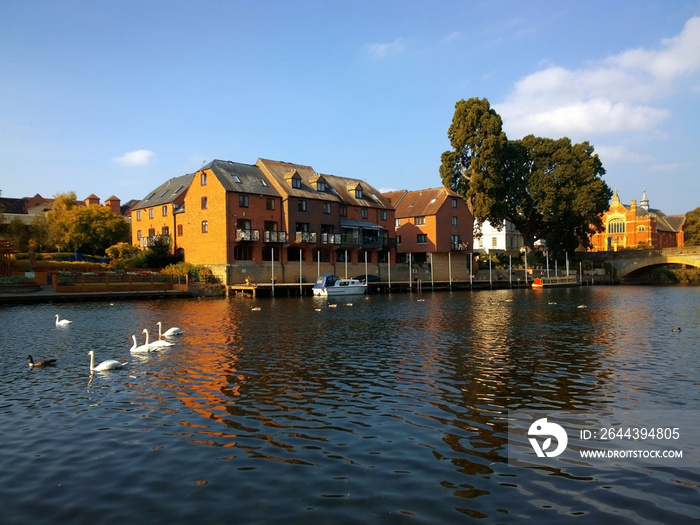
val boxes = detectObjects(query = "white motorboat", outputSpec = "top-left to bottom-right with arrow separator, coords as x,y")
312,274 -> 368,296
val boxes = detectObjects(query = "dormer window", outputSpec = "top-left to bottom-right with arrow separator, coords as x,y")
317,180 -> 326,192
355,188 -> 363,199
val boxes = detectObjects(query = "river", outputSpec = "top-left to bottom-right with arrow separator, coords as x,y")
1,286 -> 698,524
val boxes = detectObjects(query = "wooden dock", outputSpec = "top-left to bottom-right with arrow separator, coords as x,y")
227,278 -> 533,298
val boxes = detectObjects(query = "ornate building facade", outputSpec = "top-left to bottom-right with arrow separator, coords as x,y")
589,190 -> 685,251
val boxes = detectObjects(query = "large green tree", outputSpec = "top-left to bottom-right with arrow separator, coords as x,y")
440,98 -> 507,219
46,191 -> 79,251
684,207 -> 700,246
441,98 -> 612,256
61,205 -> 130,255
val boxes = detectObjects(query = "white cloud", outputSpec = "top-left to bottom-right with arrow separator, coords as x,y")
113,149 -> 155,166
497,16 -> 700,140
366,38 -> 405,59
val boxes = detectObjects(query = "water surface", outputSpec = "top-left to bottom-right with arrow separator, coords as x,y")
1,286 -> 699,524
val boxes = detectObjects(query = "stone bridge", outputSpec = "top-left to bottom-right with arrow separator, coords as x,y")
582,246 -> 700,279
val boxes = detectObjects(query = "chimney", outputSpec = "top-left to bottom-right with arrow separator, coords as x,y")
105,195 -> 121,215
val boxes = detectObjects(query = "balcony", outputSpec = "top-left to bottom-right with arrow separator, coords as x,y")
139,235 -> 170,248
320,233 -> 342,245
235,229 -> 260,242
295,231 -> 318,243
451,242 -> 470,251
264,230 -> 287,243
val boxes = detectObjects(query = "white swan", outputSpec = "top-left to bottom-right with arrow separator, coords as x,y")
157,321 -> 182,338
28,355 -> 57,368
55,314 -> 72,327
88,350 -> 127,372
144,328 -> 173,349
130,334 -> 154,353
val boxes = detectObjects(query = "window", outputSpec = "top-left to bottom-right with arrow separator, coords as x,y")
417,234 -> 427,244
232,175 -> 242,183
162,206 -> 168,217
177,225 -> 183,236
136,230 -> 142,239
608,219 -> 625,234
415,216 -> 425,226
239,194 -> 249,207
396,235 -> 402,245
234,245 -> 252,260
149,208 -> 154,219
361,208 -> 368,219
266,198 -> 275,210
395,218 -> 401,227
638,225 -> 646,232
355,188 -> 363,199
136,210 -> 141,221
291,177 -> 302,189
258,178 -> 268,187
340,205 -> 347,217
201,197 -> 208,210
202,220 -> 208,233
316,180 -> 326,192
323,202 -> 331,214
452,216 -> 458,227
298,199 -> 307,212
381,210 -> 387,221
201,172 -> 207,185
452,198 -> 458,208
148,228 -> 156,238
162,226 -> 169,236
492,237 -> 497,247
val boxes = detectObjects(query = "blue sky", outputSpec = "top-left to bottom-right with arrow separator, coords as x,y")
1,1 -> 699,214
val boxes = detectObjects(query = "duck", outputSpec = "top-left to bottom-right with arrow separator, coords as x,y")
329,304 -> 338,308
672,327 -> 682,333
251,306 -> 262,311
28,355 -> 57,368
157,321 -> 182,338
143,328 -> 172,349
577,305 -> 587,309
55,314 -> 72,327
130,334 -> 154,353
88,350 -> 127,372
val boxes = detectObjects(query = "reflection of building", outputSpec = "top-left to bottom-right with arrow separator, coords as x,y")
383,187 -> 473,280
589,190 -> 685,251
475,220 -> 524,255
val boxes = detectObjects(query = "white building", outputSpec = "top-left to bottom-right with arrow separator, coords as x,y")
475,220 -> 524,255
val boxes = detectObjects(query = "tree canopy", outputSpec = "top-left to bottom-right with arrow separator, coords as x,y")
684,207 -> 700,246
440,97 -> 612,256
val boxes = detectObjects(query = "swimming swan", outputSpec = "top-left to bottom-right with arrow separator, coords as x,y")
157,321 -> 182,338
55,314 -> 72,327
28,355 -> 57,368
144,328 -> 173,348
130,334 -> 154,353
88,350 -> 127,372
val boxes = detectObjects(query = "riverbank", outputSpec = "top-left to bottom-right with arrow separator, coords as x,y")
0,284 -> 192,305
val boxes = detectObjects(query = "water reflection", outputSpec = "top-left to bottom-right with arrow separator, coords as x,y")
1,287 -> 699,523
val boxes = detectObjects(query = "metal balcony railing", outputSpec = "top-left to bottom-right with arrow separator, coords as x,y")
320,233 -> 342,245
263,230 -> 287,243
235,229 -> 260,242
295,231 -> 318,243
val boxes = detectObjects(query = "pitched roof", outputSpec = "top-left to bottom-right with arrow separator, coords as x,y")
203,159 -> 281,197
386,187 -> 459,218
132,173 -> 194,210
256,158 -> 393,209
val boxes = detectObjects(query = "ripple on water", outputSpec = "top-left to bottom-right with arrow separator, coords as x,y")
0,290 -> 699,523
